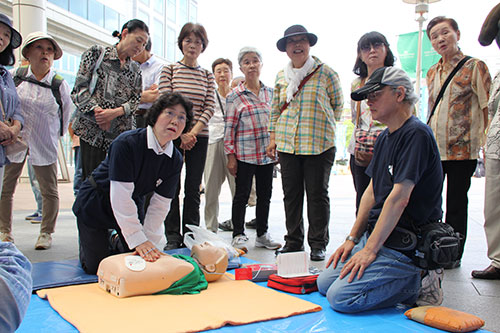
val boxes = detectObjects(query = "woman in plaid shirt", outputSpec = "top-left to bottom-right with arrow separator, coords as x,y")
224,47 -> 281,252
267,25 -> 344,262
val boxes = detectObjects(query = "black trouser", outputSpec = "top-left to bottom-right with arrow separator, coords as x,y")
80,140 -> 107,180
349,154 -> 371,215
278,147 -> 335,250
232,161 -> 273,238
73,181 -> 132,275
442,159 -> 477,259
164,136 -> 208,245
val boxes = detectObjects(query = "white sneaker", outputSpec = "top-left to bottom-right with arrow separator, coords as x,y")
255,232 -> 282,250
416,268 -> 444,306
231,234 -> 249,251
35,233 -> 52,250
0,232 -> 14,243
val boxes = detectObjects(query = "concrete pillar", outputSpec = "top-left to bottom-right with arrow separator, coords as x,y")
11,0 -> 47,63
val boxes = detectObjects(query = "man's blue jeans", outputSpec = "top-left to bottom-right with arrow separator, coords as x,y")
317,232 -> 421,313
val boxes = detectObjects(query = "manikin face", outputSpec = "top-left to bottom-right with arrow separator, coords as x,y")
191,242 -> 228,282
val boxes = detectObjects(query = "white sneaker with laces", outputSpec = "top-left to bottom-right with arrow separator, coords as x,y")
35,233 -> 52,250
416,268 -> 444,306
255,232 -> 282,250
231,234 -> 249,251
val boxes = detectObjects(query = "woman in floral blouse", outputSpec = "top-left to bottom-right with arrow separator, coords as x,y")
426,16 -> 491,268
71,19 -> 149,179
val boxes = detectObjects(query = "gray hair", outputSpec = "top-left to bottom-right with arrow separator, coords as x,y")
237,46 -> 262,66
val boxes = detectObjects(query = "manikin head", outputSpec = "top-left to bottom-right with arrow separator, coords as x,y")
191,242 -> 228,282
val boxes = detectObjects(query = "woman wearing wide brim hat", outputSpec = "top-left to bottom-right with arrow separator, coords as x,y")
266,24 -> 344,262
0,30 -> 74,250
0,13 -> 23,244
21,31 -> 63,61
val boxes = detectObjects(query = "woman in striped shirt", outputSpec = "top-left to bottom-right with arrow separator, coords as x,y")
159,23 -> 216,250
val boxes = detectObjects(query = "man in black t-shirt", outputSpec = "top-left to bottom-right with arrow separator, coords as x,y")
317,66 -> 444,313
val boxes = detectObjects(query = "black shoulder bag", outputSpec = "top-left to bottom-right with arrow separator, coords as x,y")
427,56 -> 471,125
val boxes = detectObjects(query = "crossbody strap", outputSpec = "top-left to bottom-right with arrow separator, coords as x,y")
216,90 -> 224,115
89,45 -> 106,96
427,56 -> 471,125
280,64 -> 322,113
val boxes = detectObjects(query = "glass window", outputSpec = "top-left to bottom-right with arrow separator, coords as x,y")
153,0 -> 164,14
189,1 -> 197,23
167,0 -> 176,22
69,0 -> 86,18
152,19 -> 164,58
120,14 -> 128,30
104,7 -> 119,32
88,0 -> 104,27
179,0 -> 188,25
167,26 -> 176,62
137,9 -> 149,26
139,0 -> 150,5
48,0 -> 69,10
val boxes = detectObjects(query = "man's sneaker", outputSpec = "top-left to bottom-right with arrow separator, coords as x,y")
35,233 -> 52,250
245,218 -> 257,229
0,232 -> 14,243
25,212 -> 41,220
31,215 -> 42,224
255,233 -> 282,250
416,268 -> 444,306
218,219 -> 233,231
231,234 -> 249,251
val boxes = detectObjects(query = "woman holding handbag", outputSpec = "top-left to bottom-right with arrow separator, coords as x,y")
348,32 -> 395,214
71,19 -> 148,179
0,14 -> 23,243
158,22 -> 216,250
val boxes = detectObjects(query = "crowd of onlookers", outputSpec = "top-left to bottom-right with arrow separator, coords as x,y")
3,2 -> 500,330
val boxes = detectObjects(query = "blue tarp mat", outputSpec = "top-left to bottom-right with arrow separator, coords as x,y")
31,248 -> 240,291
20,257 -> 489,333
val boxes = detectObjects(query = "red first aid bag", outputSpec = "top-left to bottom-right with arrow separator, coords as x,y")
267,274 -> 319,294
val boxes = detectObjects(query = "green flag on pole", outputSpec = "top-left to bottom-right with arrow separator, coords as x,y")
397,30 -> 441,79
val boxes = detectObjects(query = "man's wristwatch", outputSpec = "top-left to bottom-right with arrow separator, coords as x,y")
345,235 -> 360,244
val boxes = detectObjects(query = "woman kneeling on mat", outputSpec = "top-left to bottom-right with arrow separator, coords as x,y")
73,92 -> 193,274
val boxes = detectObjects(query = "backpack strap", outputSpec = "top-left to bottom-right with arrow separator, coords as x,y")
50,74 -> 64,136
14,66 -> 65,136
13,65 -> 29,87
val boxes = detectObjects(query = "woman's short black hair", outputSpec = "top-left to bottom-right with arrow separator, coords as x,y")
0,44 -> 15,66
146,92 -> 194,133
112,19 -> 149,40
353,31 -> 395,78
177,22 -> 209,53
426,16 -> 459,39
